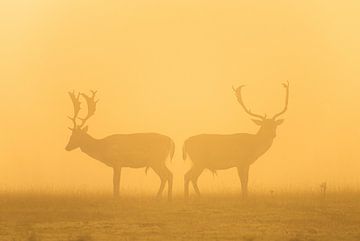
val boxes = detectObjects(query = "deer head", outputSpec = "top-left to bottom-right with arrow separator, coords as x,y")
233,81 -> 289,138
65,90 -> 99,151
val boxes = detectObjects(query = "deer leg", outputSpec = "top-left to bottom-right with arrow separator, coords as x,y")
152,166 -> 167,199
237,166 -> 249,199
184,169 -> 192,199
165,167 -> 173,201
113,167 -> 121,198
185,166 -> 203,199
191,168 -> 203,197
157,179 -> 167,199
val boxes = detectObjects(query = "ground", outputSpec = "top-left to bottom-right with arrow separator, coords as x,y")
0,192 -> 359,241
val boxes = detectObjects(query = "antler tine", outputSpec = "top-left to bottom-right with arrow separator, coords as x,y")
233,85 -> 266,120
68,91 -> 81,130
79,90 -> 98,127
272,81 -> 290,120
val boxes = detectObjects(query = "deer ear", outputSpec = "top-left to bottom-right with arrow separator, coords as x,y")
82,126 -> 89,133
252,119 -> 263,126
275,119 -> 284,125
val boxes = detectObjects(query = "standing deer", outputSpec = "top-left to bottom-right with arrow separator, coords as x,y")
65,91 -> 174,200
183,82 -> 289,199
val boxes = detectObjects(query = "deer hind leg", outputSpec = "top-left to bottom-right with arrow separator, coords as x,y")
184,169 -> 191,199
165,167 -> 173,201
152,165 -> 172,200
184,166 -> 204,199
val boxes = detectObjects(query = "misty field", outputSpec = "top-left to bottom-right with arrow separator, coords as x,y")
0,192 -> 359,241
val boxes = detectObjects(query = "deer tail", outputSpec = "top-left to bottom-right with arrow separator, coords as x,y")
145,166 -> 150,175
182,141 -> 187,161
169,139 -> 175,162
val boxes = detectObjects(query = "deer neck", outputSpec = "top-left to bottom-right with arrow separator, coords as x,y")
79,133 -> 102,159
255,127 -> 275,151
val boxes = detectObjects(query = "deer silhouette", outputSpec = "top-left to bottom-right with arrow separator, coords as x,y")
65,91 -> 174,200
183,82 -> 289,199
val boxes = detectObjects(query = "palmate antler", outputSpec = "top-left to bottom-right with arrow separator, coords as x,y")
68,91 -> 81,131
233,81 -> 289,120
68,90 -> 99,130
272,81 -> 289,120
79,90 -> 99,128
232,85 -> 266,120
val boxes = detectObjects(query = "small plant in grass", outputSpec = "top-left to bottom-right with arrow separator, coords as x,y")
320,182 -> 327,198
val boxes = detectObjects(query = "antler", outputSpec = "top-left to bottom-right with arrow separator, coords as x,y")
68,91 -> 81,130
232,85 -> 266,120
79,90 -> 99,128
272,81 -> 289,120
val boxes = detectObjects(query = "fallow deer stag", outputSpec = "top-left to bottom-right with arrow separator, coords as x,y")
183,82 -> 289,199
65,91 -> 174,200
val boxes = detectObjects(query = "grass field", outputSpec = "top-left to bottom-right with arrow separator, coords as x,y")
0,192 -> 359,241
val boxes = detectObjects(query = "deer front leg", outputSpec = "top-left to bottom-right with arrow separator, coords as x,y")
237,165 -> 249,199
113,167 -> 121,198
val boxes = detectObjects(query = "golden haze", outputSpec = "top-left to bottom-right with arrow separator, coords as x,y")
0,0 -> 360,194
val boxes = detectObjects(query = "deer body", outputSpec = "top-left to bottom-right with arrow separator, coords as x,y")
75,133 -> 174,168
65,91 -> 174,200
183,82 -> 289,199
184,132 -> 274,171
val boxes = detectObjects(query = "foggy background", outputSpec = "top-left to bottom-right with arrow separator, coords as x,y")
1,0 -> 360,194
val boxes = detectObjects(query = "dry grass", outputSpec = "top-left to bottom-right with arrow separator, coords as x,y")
0,191 -> 359,241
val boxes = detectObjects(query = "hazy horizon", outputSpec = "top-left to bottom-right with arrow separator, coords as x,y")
1,0 -> 360,194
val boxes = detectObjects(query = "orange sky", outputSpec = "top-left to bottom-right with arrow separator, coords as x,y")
0,0 -> 360,194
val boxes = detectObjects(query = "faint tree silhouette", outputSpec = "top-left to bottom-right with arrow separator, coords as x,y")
183,82 -> 290,199
65,90 -> 174,200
